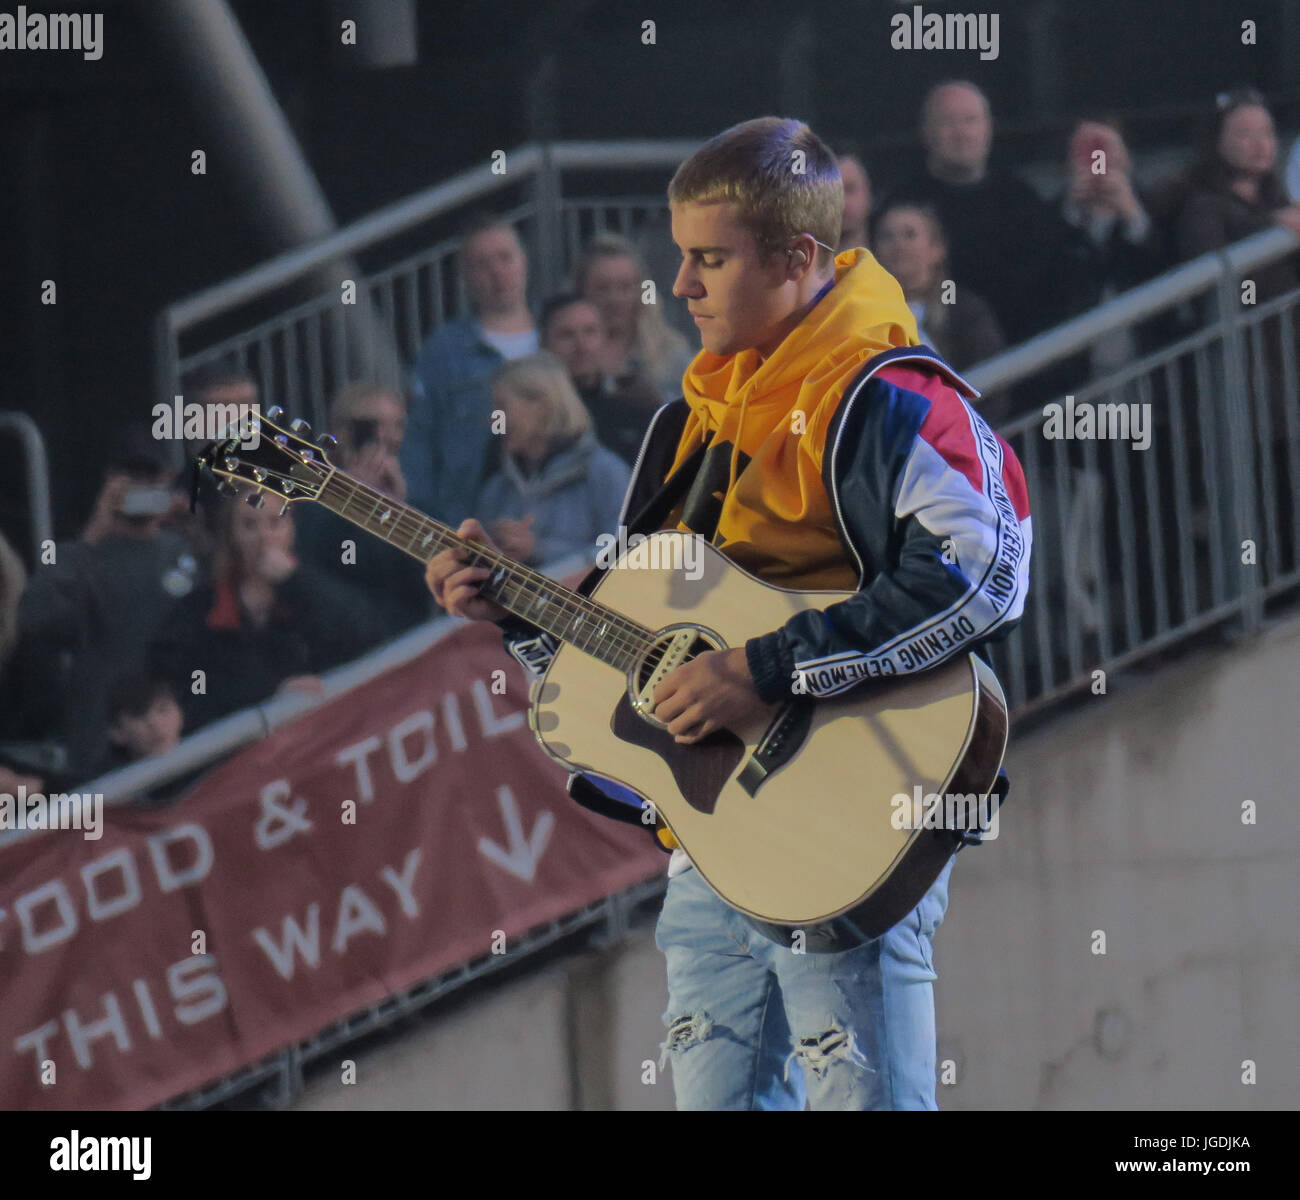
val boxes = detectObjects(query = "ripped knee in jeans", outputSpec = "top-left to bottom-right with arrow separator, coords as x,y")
784,1022 -> 874,1083
658,1011 -> 714,1072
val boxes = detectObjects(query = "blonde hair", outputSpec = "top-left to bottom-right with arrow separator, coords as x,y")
491,351 -> 592,445
572,231 -> 694,395
667,116 -> 842,270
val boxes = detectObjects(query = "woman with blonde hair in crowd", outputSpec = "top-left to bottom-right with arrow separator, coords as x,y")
476,351 -> 631,567
572,232 -> 696,402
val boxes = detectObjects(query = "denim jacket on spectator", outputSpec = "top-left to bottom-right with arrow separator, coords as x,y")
475,429 -> 632,568
403,315 -> 535,528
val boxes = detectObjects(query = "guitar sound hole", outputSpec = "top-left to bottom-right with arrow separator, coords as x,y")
632,629 -> 725,722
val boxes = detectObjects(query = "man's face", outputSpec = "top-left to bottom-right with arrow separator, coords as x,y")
839,157 -> 871,236
187,381 -> 258,451
670,201 -> 797,358
462,227 -> 528,315
581,255 -> 641,328
923,85 -> 992,179
543,300 -> 607,384
340,391 -> 406,458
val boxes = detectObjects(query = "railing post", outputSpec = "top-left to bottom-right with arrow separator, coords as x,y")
1216,261 -> 1263,634
154,311 -> 185,473
534,140 -> 562,302
0,412 -> 54,568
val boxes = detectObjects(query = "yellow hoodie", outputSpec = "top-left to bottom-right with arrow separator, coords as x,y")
664,247 -> 919,591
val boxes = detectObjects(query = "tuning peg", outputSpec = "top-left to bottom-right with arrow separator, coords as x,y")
222,455 -> 240,471
290,417 -> 312,435
245,492 -> 265,509
265,406 -> 285,422
216,480 -> 240,498
316,433 -> 338,450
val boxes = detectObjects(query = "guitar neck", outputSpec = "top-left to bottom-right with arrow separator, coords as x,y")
314,469 -> 650,670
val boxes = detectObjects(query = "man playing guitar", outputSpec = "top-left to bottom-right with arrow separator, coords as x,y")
426,117 -> 1031,1110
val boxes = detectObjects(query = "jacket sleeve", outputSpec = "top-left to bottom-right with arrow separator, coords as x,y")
497,615 -> 558,678
744,368 -> 1032,703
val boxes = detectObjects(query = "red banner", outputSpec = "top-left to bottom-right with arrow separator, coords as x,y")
0,619 -> 665,1110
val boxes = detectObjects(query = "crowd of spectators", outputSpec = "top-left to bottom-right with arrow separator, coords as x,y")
2,80 -> 1298,796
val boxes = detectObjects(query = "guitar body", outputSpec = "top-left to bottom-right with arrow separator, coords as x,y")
528,532 -> 1008,952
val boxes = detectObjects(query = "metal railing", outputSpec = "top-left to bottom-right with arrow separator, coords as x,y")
0,411 -> 53,571
970,227 -> 1300,714
154,140 -> 702,435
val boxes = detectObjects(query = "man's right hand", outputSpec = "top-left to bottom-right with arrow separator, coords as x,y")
425,518 -> 509,622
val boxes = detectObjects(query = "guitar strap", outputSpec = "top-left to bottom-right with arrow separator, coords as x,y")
572,439 -> 708,600
622,440 -> 709,538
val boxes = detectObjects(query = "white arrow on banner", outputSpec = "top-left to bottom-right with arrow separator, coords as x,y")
477,785 -> 554,883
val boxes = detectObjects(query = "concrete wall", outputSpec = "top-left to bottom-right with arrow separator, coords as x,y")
294,612 -> 1300,1110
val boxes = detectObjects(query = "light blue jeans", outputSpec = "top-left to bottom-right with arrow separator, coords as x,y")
654,852 -> 957,1110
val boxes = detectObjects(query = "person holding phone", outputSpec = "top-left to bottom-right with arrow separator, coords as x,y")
9,426 -> 201,777
1054,115 -> 1163,378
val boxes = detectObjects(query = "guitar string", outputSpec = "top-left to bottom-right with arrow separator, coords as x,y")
325,470 -> 650,657
317,467 -> 665,667
219,443 -> 710,684
220,436 -> 684,672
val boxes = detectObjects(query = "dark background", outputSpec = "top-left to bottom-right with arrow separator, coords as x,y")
3,0 -> 1298,533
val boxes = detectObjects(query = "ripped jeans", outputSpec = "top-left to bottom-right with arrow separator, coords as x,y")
654,853 -> 956,1110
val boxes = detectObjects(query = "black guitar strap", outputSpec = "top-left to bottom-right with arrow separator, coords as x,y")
622,440 -> 709,539
570,439 -> 709,601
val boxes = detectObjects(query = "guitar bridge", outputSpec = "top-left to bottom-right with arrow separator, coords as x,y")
737,701 -> 814,796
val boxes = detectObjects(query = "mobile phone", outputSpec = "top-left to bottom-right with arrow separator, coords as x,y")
120,485 -> 173,517
350,419 -> 379,450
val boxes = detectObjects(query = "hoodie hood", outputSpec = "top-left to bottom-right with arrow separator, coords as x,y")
676,247 -> 917,461
662,248 -> 919,589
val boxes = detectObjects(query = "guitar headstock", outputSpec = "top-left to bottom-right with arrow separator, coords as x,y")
195,406 -> 338,512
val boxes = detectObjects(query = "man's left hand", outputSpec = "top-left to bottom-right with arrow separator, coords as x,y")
652,647 -> 774,743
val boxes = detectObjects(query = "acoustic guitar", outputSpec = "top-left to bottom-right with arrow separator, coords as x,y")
198,408 -> 1007,952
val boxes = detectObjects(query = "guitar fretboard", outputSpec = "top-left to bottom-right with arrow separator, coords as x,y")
315,470 -> 654,671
